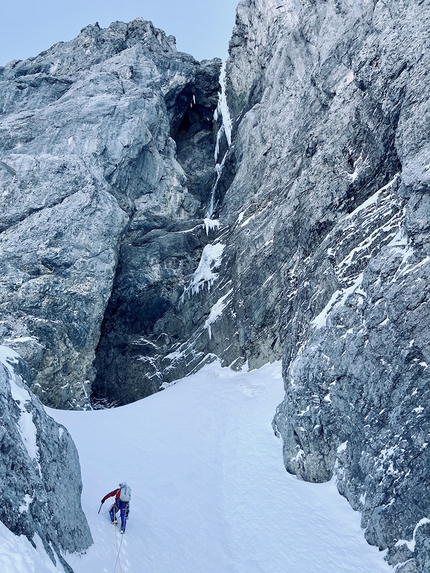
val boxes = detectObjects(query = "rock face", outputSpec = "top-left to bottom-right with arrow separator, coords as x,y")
151,0 -> 428,570
2,3 -> 430,570
0,19 -> 221,408
0,346 -> 92,572
219,0 -> 430,571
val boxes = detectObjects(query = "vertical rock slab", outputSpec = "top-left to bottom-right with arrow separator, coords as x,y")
184,0 -> 404,373
0,19 -> 221,408
253,1 -> 430,571
91,57 -> 222,406
0,346 -> 92,572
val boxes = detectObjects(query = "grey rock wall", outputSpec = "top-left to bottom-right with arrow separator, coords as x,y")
0,346 -> 92,572
91,48 -> 221,407
0,19 -> 221,408
225,0 -> 430,571
174,0 -> 406,375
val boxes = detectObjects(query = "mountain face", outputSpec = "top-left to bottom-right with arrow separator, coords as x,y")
1,1 -> 430,571
222,0 -> 429,571
0,19 -> 221,408
0,347 -> 92,571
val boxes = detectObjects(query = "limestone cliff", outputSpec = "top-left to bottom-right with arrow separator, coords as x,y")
219,1 -> 430,571
0,346 -> 92,572
0,19 -> 221,408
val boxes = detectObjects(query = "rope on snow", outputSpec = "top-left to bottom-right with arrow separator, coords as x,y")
113,516 -> 124,573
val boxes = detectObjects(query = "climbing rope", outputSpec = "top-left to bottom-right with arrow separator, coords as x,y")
113,510 -> 124,573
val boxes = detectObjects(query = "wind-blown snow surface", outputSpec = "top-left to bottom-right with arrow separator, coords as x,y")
36,363 -> 390,572
0,523 -> 60,573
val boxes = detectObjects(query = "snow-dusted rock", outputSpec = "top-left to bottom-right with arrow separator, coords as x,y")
220,1 -> 430,571
156,0 -> 410,386
0,346 -> 92,572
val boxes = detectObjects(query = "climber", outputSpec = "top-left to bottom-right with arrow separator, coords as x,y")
101,482 -> 131,534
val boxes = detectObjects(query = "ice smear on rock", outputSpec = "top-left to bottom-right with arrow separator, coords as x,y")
181,243 -> 226,298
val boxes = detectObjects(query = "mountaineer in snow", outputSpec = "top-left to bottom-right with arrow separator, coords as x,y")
101,482 -> 131,533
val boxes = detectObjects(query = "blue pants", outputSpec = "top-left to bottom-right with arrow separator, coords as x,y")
110,500 -> 129,531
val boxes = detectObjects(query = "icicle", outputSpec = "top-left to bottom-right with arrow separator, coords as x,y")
206,156 -> 226,219
218,62 -> 232,147
213,62 -> 232,163
207,61 -> 233,219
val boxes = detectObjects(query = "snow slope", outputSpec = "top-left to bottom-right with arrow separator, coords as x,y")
51,362 -> 393,573
2,360 -> 392,572
0,523 -> 60,573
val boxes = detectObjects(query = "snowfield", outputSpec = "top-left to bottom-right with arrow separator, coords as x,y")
3,361 -> 392,573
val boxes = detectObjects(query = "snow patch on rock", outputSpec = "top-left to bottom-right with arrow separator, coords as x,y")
181,243 -> 226,299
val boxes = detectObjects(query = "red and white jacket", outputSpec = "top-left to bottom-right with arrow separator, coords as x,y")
101,489 -> 121,504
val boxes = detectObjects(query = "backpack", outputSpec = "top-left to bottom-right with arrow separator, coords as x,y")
119,484 -> 131,502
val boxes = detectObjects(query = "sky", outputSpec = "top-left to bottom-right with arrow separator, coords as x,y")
0,0 -> 239,66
